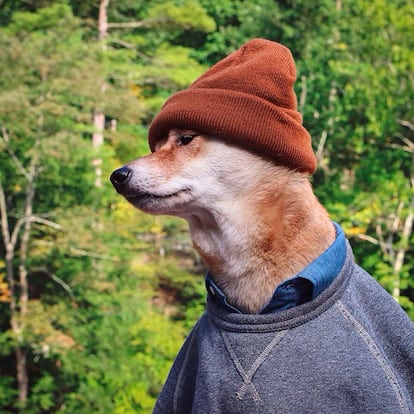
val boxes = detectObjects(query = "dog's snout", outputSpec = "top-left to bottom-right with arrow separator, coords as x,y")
110,166 -> 132,192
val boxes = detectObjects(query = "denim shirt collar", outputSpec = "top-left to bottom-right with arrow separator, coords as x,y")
205,222 -> 346,314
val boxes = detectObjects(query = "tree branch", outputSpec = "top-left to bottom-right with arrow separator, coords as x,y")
388,135 -> 414,153
107,38 -> 152,60
0,174 -> 20,339
398,119 -> 414,131
69,246 -> 119,261
299,75 -> 307,111
49,273 -> 76,303
33,270 -> 76,304
0,127 -> 30,180
107,17 -> 166,29
30,216 -> 62,230
0,178 -> 11,246
355,233 -> 380,245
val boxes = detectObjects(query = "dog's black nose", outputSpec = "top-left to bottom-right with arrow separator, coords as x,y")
110,166 -> 132,192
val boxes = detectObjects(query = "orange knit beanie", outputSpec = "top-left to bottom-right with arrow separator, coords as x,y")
148,38 -> 317,174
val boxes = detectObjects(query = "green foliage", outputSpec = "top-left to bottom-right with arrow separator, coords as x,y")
0,375 -> 17,409
301,0 -> 414,315
0,0 -> 413,412
5,2 -> 75,34
147,0 -> 216,33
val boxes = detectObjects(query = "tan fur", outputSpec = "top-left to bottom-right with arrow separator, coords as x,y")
119,130 -> 335,313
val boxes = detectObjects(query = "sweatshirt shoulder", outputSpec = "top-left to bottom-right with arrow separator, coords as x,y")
338,262 -> 414,399
343,262 -> 413,328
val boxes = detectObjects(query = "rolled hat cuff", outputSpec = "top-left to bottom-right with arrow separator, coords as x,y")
148,88 -> 317,174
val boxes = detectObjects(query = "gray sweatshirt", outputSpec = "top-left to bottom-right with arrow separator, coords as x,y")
153,243 -> 414,413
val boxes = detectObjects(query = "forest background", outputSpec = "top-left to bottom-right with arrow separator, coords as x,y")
0,0 -> 413,412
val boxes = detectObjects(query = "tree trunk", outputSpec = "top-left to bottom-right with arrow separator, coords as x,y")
99,0 -> 109,42
0,127 -> 39,408
92,110 -> 105,187
392,191 -> 414,301
16,347 -> 28,405
0,181 -> 30,409
92,0 -> 110,187
15,173 -> 35,407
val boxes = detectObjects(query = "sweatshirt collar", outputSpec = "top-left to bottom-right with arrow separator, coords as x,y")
205,222 -> 346,314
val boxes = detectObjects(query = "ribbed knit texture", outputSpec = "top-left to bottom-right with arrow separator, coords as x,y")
148,38 -> 317,174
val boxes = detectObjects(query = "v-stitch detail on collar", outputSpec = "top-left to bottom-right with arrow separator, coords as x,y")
220,329 -> 287,401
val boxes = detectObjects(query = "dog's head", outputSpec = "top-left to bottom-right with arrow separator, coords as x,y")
110,129 -> 284,220
111,39 -> 317,220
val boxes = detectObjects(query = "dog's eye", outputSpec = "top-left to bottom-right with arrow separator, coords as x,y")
177,134 -> 197,146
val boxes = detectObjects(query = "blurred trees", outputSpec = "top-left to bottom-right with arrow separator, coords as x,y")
0,0 -> 413,412
0,2 -> 207,412
296,0 -> 414,311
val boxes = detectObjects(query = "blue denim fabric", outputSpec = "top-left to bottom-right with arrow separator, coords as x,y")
205,222 -> 346,314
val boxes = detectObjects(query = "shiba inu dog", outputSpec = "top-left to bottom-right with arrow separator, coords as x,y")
110,39 -> 414,413
110,130 -> 334,314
